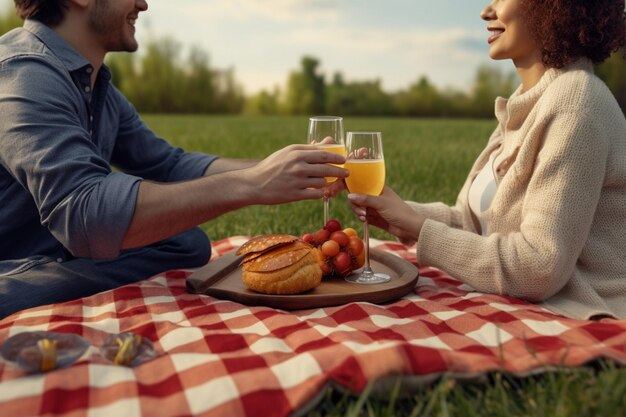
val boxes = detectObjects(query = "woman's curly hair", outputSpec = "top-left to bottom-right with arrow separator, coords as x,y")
520,0 -> 626,68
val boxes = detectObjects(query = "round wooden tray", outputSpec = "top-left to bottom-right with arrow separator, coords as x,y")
186,248 -> 419,310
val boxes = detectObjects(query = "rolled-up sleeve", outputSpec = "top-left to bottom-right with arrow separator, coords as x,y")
47,172 -> 141,259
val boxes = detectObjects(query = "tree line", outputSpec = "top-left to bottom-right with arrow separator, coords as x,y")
253,56 -> 518,118
2,8 -> 625,117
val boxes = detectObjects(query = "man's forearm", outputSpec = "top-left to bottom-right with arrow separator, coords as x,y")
121,171 -> 255,249
203,158 -> 258,176
122,159 -> 260,249
121,144 -> 348,250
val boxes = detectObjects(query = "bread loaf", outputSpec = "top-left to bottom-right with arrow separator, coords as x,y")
236,234 -> 323,295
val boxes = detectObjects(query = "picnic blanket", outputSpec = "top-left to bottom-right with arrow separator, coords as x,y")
1,236 -> 625,417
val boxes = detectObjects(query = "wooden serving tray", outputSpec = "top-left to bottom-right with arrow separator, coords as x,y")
186,248 -> 419,310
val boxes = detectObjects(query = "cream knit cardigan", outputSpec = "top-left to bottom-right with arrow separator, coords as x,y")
410,60 -> 626,320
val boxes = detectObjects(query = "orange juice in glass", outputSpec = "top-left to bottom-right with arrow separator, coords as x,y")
344,131 -> 390,285
344,159 -> 385,195
319,143 -> 347,183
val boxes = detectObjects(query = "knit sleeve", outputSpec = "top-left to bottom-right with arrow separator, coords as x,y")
405,201 -> 464,228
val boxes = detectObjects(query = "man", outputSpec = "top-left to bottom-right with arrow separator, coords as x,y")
0,0 -> 347,318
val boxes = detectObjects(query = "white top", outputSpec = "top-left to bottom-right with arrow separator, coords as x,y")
468,152 -> 497,235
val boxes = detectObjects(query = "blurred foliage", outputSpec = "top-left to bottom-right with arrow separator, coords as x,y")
106,40 -> 245,114
244,56 -> 517,119
0,4 -> 20,34
596,48 -> 626,112
327,73 -> 395,117
2,4 -> 625,117
284,56 -> 326,115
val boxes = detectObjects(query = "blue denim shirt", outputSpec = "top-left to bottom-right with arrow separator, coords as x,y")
0,20 -> 217,269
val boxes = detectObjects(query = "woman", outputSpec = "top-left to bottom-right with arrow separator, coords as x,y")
348,0 -> 626,320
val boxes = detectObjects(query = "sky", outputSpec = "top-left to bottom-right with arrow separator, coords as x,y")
2,0 -> 514,95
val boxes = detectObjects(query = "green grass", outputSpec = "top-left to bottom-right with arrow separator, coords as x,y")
310,360 -> 626,417
142,114 -> 625,417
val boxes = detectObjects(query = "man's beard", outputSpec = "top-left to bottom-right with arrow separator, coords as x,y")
89,0 -> 138,52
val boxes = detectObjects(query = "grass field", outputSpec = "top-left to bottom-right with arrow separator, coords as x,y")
143,115 -> 625,417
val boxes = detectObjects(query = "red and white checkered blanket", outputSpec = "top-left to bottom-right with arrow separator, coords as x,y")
1,237 -> 625,417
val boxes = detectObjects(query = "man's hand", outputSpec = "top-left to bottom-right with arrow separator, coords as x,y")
243,144 -> 347,204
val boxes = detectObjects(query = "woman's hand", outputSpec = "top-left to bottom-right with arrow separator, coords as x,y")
347,186 -> 424,246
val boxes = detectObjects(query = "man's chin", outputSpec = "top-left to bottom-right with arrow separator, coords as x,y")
109,41 -> 139,53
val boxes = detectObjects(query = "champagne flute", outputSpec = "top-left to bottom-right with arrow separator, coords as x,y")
307,116 -> 346,225
344,131 -> 391,284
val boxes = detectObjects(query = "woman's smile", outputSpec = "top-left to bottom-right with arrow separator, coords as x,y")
487,26 -> 505,44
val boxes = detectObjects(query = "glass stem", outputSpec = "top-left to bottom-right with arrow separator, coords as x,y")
363,208 -> 372,273
323,196 -> 330,225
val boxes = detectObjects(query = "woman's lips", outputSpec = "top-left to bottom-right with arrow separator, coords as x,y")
488,28 -> 504,44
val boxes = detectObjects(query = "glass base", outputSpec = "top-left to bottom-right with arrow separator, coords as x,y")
344,268 -> 391,285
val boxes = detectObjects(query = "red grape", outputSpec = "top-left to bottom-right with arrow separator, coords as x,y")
353,249 -> 366,269
303,222 -> 365,277
301,233 -> 315,245
321,240 -> 340,257
330,231 -> 350,248
314,228 -> 330,244
332,252 -> 352,276
347,236 -> 364,256
324,219 -> 342,233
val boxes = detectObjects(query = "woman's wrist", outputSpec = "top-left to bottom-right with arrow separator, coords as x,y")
406,212 -> 425,242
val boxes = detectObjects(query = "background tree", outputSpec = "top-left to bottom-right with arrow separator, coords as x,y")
326,72 -> 394,116
596,49 -> 626,115
284,56 -> 325,115
437,88 -> 474,118
213,67 -> 245,114
182,47 -> 216,113
0,6 -> 20,34
469,64 -> 517,118
131,38 -> 187,112
106,39 -> 244,114
245,87 -> 281,115
393,76 -> 447,117
106,52 -> 137,97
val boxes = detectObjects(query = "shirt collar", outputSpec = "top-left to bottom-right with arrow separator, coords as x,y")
23,19 -> 112,83
23,19 -> 91,72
